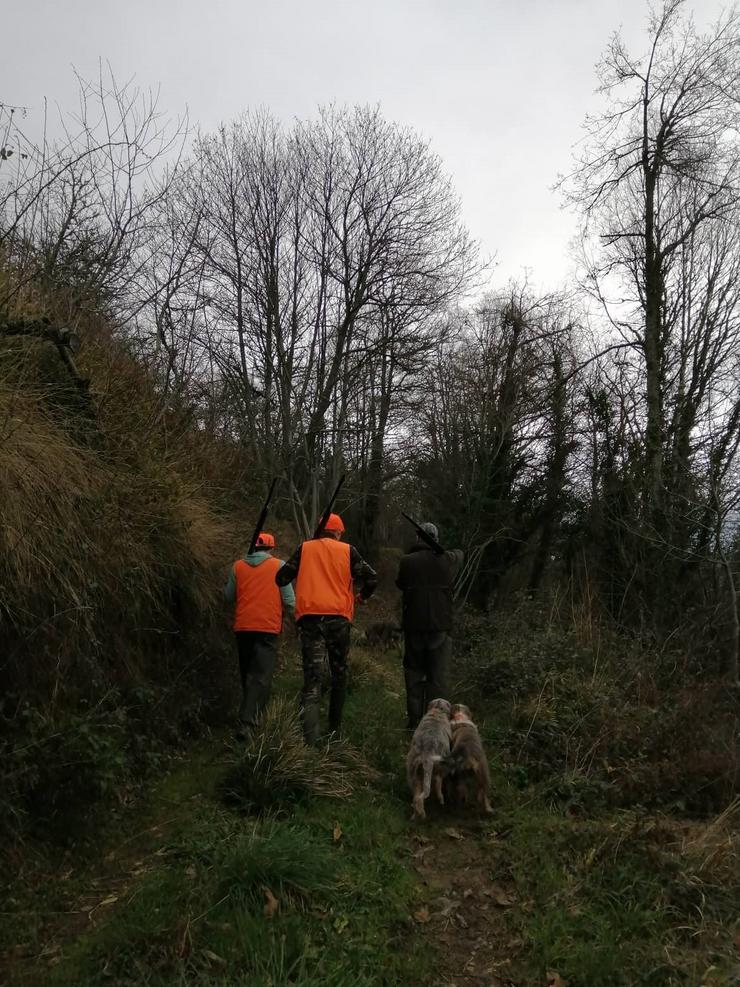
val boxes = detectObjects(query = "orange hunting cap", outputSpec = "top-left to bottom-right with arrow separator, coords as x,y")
324,513 -> 345,533
255,532 -> 276,549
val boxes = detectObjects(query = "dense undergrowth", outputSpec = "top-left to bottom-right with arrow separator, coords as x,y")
453,602 -> 740,985
456,597 -> 740,819
2,267 -> 739,984
3,614 -> 739,986
1,645 -> 432,987
0,268 -> 249,843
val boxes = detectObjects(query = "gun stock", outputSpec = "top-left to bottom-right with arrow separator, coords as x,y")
401,511 -> 445,555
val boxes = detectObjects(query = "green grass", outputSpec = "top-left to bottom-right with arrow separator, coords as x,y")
2,646 -> 430,987
4,620 -> 740,987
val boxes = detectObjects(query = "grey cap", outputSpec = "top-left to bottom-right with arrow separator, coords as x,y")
419,521 -> 439,541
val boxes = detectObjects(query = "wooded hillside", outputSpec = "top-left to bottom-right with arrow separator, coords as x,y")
1,4 -> 740,983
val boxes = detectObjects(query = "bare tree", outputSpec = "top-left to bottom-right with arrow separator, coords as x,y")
406,290 -> 577,607
561,1 -> 740,636
565,0 -> 740,509
173,105 -> 479,534
1,67 -> 187,326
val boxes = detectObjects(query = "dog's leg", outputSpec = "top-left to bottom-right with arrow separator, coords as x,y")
474,761 -> 494,814
432,769 -> 445,806
412,784 -> 426,820
478,787 -> 494,814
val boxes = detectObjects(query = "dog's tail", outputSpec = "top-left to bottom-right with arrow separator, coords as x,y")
439,749 -> 467,777
422,755 -> 443,799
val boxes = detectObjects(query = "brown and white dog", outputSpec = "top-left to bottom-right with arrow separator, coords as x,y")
442,703 -> 493,815
406,698 -> 452,820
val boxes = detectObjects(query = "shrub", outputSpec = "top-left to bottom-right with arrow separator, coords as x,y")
221,699 -> 379,812
457,606 -> 740,816
0,286 -> 245,844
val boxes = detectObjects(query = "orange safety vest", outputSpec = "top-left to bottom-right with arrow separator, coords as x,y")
294,539 -> 354,621
232,556 -> 284,633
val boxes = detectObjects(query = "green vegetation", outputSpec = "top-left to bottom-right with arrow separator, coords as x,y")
2,650 -> 430,987
4,11 -> 740,981
221,698 -> 380,813
3,615 -> 739,986
0,256 -> 242,843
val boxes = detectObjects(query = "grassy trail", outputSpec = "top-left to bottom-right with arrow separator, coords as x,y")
3,628 -> 740,986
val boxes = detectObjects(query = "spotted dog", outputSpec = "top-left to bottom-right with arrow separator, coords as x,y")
406,698 -> 452,820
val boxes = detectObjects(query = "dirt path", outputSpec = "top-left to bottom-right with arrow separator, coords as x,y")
408,812 -> 521,987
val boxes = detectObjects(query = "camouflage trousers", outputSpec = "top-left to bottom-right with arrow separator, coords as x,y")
298,616 -> 351,745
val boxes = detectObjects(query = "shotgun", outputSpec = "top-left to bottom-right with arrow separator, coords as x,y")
248,478 -> 278,555
314,475 -> 346,538
401,511 -> 446,555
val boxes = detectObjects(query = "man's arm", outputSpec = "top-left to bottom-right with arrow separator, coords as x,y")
350,546 -> 378,600
277,562 -> 296,611
395,556 -> 408,590
224,564 -> 236,604
276,544 -> 302,587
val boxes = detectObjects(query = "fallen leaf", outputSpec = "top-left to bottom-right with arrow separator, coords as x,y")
437,896 -> 460,918
332,823 -> 342,842
99,894 -> 118,907
444,827 -> 465,841
485,885 -> 516,908
547,972 -> 567,987
412,844 -> 434,860
263,887 -> 279,918
414,907 -> 431,924
185,865 -> 197,879
414,833 -> 431,844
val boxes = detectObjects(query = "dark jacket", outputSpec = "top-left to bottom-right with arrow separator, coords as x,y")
275,535 -> 378,604
395,545 -> 464,633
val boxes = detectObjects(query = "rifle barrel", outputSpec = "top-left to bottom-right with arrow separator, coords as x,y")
248,478 -> 278,555
314,475 -> 346,538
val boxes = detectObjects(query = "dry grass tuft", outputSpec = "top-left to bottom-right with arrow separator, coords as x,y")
0,326 -> 235,699
350,647 -> 402,689
222,698 -> 380,811
0,258 -> 248,840
680,797 -> 740,884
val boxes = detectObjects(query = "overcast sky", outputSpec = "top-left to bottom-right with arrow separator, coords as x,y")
2,0 -> 727,291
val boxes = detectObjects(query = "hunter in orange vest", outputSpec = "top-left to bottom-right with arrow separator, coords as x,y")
276,513 -> 377,744
225,532 -> 295,739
